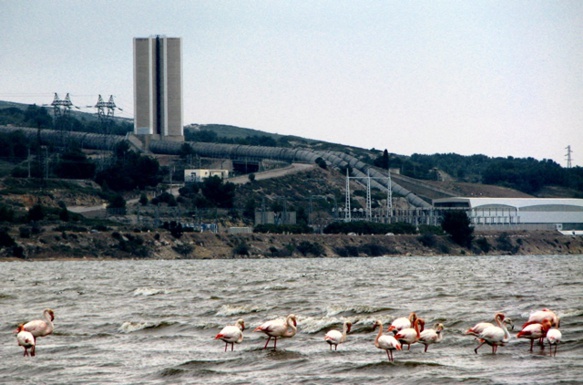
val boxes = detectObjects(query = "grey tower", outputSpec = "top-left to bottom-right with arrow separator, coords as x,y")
133,35 -> 184,141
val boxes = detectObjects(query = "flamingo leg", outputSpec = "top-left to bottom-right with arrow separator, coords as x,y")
424,345 -> 428,353
334,344 -> 337,351
273,337 -> 277,350
474,340 -> 486,354
529,339 -> 534,352
224,342 -> 228,352
263,336 -> 271,350
231,342 -> 234,352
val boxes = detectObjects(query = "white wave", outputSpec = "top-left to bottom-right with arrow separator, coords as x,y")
216,304 -> 266,317
326,304 -> 387,317
133,287 -> 169,296
118,321 -> 151,333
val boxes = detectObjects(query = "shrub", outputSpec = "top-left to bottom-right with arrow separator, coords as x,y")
296,241 -> 325,257
233,241 -> 250,256
418,233 -> 437,248
475,237 -> 491,253
0,228 -> 16,247
441,211 -> 474,248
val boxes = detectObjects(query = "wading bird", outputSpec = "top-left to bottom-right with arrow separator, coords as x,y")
546,327 -> 562,357
517,319 -> 552,352
15,324 -> 35,357
373,320 -> 402,362
22,308 -> 55,356
473,312 -> 511,354
215,319 -> 245,352
254,314 -> 297,350
324,321 -> 352,351
418,321 -> 444,352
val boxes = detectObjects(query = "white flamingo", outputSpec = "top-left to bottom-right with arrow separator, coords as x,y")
465,314 -> 514,338
22,308 -> 55,356
546,327 -> 562,357
388,312 -> 417,334
394,317 -> 422,350
474,312 -> 511,354
517,319 -> 552,352
373,320 -> 402,362
215,319 -> 245,352
418,321 -> 445,352
15,324 -> 35,357
324,321 -> 352,350
254,314 -> 297,350
522,308 -> 560,329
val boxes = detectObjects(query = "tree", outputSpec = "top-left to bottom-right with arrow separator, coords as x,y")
441,211 -> 474,248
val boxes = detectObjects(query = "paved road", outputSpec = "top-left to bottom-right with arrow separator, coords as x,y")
227,163 -> 315,184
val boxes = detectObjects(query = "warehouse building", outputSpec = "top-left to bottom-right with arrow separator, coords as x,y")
433,197 -> 583,231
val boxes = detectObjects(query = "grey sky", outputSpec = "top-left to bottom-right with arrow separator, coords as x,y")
1,0 -> 582,166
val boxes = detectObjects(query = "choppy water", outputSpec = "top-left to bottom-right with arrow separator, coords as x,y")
1,255 -> 582,385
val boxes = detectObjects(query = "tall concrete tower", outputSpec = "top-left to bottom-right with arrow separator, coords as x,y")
133,35 -> 184,142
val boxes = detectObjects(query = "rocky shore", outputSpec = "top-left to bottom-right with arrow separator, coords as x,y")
1,228 -> 582,261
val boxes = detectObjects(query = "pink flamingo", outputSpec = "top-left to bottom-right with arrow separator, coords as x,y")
254,314 -> 297,350
387,312 -> 417,335
517,319 -> 552,352
395,317 -> 422,350
324,321 -> 352,351
215,319 -> 245,352
418,320 -> 444,352
546,327 -> 562,357
22,308 -> 55,356
474,312 -> 511,354
15,324 -> 35,357
373,320 -> 402,362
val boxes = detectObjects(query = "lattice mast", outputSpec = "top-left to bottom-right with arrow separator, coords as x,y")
565,145 -> 573,168
345,168 -> 351,222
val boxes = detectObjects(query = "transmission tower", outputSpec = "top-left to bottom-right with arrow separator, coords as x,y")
50,93 -> 75,147
366,169 -> 372,221
51,92 -> 73,118
345,168 -> 351,222
565,145 -> 573,168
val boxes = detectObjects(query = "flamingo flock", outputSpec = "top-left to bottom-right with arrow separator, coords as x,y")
12,307 -> 564,361
14,308 -> 55,357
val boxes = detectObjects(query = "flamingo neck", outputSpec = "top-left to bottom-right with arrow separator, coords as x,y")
496,315 -> 510,342
374,322 -> 384,346
283,316 -> 297,337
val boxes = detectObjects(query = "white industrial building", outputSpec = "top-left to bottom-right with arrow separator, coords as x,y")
184,169 -> 230,183
433,197 -> 583,231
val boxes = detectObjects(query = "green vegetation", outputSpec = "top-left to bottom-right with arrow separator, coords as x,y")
440,211 -> 474,248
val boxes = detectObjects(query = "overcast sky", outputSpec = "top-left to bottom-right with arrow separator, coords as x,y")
1,1 -> 582,166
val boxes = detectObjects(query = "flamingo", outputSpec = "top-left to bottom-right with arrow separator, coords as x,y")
22,308 -> 55,356
473,312 -> 511,354
373,320 -> 402,362
465,313 -> 514,338
394,317 -> 422,350
418,321 -> 445,352
324,321 -> 352,351
517,319 -> 552,352
215,319 -> 245,352
15,324 -> 35,357
387,312 -> 417,335
254,314 -> 297,350
546,327 -> 562,357
522,308 -> 560,329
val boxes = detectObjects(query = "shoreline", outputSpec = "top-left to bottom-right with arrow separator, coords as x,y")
1,229 -> 582,261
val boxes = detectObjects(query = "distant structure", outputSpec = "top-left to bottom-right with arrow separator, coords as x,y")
133,35 -> 183,142
565,145 -> 572,168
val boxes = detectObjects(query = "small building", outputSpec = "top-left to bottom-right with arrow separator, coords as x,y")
184,169 -> 229,183
433,197 -> 583,231
255,211 -> 297,226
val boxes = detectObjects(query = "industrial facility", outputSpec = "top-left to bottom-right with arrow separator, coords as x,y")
133,35 -> 183,142
433,197 -> 583,231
